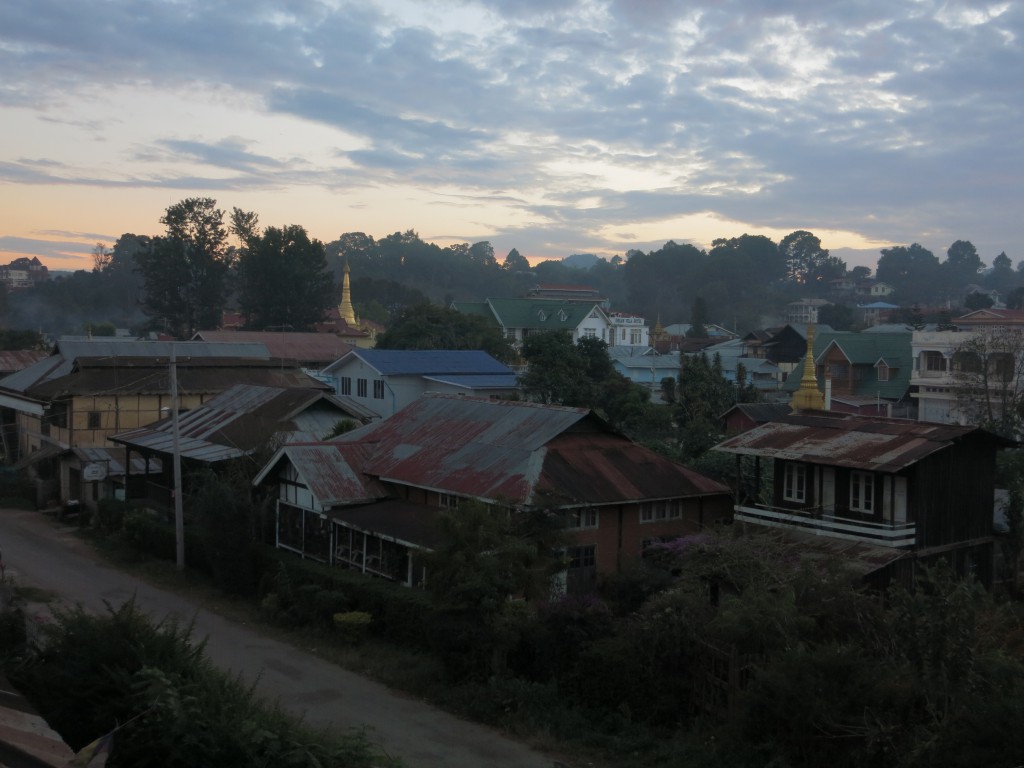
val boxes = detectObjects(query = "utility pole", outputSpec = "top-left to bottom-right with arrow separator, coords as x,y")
170,345 -> 185,571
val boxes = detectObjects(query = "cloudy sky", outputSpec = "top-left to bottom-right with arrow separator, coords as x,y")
1,0 -> 1020,272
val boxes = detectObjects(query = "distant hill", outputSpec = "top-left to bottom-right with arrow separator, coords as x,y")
562,253 -> 603,269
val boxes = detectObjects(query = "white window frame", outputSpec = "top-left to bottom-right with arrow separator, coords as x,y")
640,500 -> 682,523
783,463 -> 806,504
850,471 -> 874,513
568,508 -> 598,529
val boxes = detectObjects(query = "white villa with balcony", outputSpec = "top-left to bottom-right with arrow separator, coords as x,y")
911,309 -> 1024,425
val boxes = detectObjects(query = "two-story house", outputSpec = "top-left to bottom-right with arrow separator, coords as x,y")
452,298 -> 616,348
911,309 -> 1024,426
0,338 -> 329,508
713,410 -> 1011,589
320,349 -> 520,419
784,330 -> 914,417
253,394 -> 733,593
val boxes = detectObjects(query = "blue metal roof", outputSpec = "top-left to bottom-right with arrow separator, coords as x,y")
341,349 -> 513,376
421,374 -> 520,389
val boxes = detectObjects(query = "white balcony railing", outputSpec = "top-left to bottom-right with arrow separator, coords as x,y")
734,504 -> 916,548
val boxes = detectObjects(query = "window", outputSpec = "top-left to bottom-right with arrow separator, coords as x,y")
640,500 -> 682,523
877,364 -> 889,382
783,463 -> 806,503
357,378 -> 367,397
630,329 -> 642,344
567,545 -> 596,570
568,508 -> 598,529
439,493 -> 459,509
923,351 -> 945,372
373,380 -> 385,399
583,328 -> 596,338
990,352 -> 1015,382
850,471 -> 873,513
340,376 -> 351,396
87,411 -> 101,429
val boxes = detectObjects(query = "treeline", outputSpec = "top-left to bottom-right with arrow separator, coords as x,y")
2,195 -> 1013,338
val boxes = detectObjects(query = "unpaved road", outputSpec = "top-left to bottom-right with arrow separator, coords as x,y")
0,508 -> 562,768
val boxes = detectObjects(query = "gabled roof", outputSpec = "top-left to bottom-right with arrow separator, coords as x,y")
421,374 -> 519,389
331,394 -> 728,506
713,411 -> 1010,473
0,349 -> 48,375
326,349 -> 514,377
254,442 -> 388,506
483,298 -> 605,330
783,331 -> 912,400
720,402 -> 792,424
110,384 -> 364,462
0,340 -> 272,394
956,308 -> 1024,325
192,331 -> 353,364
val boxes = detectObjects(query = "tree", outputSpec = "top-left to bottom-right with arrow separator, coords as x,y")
91,242 -> 112,272
689,296 -> 708,337
235,224 -> 335,331
503,248 -> 530,272
1008,286 -> 1024,310
964,291 -> 994,310
816,302 -> 855,331
952,326 -> 1024,438
135,198 -> 231,337
779,230 -> 846,286
877,243 -> 941,304
673,352 -> 737,457
986,251 -> 1015,291
375,304 -> 514,361
942,239 -> 984,300
519,331 -> 593,406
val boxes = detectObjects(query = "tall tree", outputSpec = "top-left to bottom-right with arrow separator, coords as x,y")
779,230 -> 845,287
375,304 -> 514,361
942,239 -> 984,299
135,198 -> 231,337
986,251 -> 1015,291
876,243 -> 941,305
236,224 -> 336,331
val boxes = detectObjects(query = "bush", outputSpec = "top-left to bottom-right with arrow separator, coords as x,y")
95,498 -> 131,533
333,611 -> 372,644
5,599 -> 393,767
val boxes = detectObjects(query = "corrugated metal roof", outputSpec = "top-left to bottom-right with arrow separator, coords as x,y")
192,331 -> 353,365
0,341 -> 272,394
270,442 -> 388,505
333,349 -> 514,376
0,349 -> 48,375
420,374 -> 520,389
72,445 -> 162,476
712,411 -> 1005,473
334,394 -> 729,505
110,385 -> 362,462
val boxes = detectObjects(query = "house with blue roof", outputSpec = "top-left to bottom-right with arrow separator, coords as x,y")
321,349 -> 521,418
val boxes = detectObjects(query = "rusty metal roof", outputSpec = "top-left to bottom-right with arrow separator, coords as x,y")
19,358 -> 328,399
257,442 -> 388,505
333,394 -> 729,506
110,385 -> 364,463
0,349 -> 48,375
712,411 -> 1010,473
192,331 -> 354,365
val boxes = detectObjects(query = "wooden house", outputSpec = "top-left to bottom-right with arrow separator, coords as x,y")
712,410 -> 1012,588
253,394 -> 733,592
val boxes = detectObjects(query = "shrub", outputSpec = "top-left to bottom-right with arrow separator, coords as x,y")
333,611 -> 372,644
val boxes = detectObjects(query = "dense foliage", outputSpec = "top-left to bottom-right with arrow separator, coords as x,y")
5,600 -> 394,767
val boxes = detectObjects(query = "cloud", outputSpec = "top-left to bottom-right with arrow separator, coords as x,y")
0,0 -> 1021,267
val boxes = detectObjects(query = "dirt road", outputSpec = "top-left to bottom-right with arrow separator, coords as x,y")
0,508 -> 561,768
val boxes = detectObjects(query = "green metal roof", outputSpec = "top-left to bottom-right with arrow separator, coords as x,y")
785,331 -> 912,400
483,298 -> 604,330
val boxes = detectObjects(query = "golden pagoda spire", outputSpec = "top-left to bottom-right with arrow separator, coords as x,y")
790,323 -> 825,412
338,261 -> 357,327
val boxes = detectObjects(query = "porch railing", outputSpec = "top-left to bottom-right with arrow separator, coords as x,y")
734,503 -> 916,547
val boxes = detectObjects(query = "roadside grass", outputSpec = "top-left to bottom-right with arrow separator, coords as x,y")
71,523 -> 675,768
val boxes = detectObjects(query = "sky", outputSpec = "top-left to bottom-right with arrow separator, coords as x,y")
1,0 -> 1021,274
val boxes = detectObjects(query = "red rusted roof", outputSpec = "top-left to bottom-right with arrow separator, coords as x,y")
263,442 -> 387,505
193,330 -> 353,364
334,394 -> 729,506
713,411 -> 1010,473
0,349 -> 47,374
